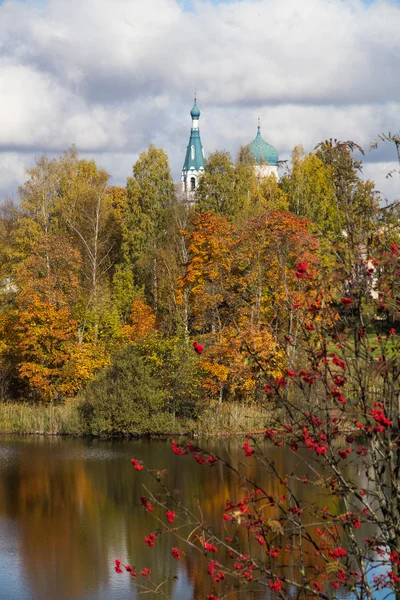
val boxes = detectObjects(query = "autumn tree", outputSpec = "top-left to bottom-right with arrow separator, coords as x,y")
0,199 -> 19,283
15,296 -> 107,402
179,210 -> 320,402
237,210 -> 321,335
249,170 -> 289,214
59,155 -> 121,343
122,296 -> 156,343
0,150 -> 116,401
281,141 -> 381,285
0,200 -> 21,396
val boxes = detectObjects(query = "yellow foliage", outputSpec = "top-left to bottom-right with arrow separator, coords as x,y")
0,312 -> 9,356
60,341 -> 110,396
15,295 -> 109,401
200,326 -> 285,397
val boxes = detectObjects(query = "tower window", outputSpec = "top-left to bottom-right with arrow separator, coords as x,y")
190,177 -> 196,191
191,145 -> 195,160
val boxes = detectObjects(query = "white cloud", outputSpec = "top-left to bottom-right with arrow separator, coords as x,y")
363,161 -> 400,203
0,152 -> 31,199
0,0 -> 399,201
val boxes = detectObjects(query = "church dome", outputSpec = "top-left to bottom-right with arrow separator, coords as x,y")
245,124 -> 278,166
190,99 -> 201,119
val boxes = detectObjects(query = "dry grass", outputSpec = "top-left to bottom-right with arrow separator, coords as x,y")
0,401 -> 82,435
0,400 -> 273,438
188,402 -> 274,437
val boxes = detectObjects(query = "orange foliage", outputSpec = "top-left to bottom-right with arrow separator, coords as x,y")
16,295 -> 108,401
179,212 -> 235,327
15,233 -> 81,309
237,211 -> 321,329
122,297 -> 157,343
179,211 -> 321,399
106,186 -> 128,223
200,325 -> 284,397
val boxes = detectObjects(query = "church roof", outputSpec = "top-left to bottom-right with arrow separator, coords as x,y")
183,129 -> 204,172
245,124 -> 278,166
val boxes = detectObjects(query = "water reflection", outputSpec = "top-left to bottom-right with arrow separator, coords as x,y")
0,436 -> 375,599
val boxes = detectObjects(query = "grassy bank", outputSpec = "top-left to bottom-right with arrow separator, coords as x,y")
188,402 -> 273,437
0,401 -> 274,438
0,401 -> 83,435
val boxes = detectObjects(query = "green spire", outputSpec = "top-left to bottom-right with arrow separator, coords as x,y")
183,96 -> 205,174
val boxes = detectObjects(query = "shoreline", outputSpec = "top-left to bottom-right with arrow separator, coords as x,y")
0,430 -> 267,439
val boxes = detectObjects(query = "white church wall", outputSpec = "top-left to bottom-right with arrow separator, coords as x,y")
255,165 -> 279,179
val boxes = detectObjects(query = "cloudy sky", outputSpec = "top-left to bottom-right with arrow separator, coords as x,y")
0,0 -> 399,202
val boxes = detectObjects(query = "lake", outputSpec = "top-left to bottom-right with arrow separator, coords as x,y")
0,435 -> 383,600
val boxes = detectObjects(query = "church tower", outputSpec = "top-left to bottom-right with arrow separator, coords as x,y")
182,95 -> 205,202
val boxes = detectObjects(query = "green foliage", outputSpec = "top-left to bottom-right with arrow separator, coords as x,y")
140,333 -> 203,416
122,146 -> 176,309
0,200 -> 19,282
281,146 -> 337,237
131,145 -> 176,232
315,139 -> 379,246
195,150 -> 255,218
111,264 -> 136,323
281,142 -> 379,247
153,200 -> 192,334
281,141 -> 381,272
79,334 -> 203,436
79,346 -> 166,436
250,172 -> 289,214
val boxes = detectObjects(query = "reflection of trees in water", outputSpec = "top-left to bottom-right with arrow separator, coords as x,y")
0,437 -> 371,599
167,443 -> 309,598
0,440 -> 111,599
162,440 -> 372,599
